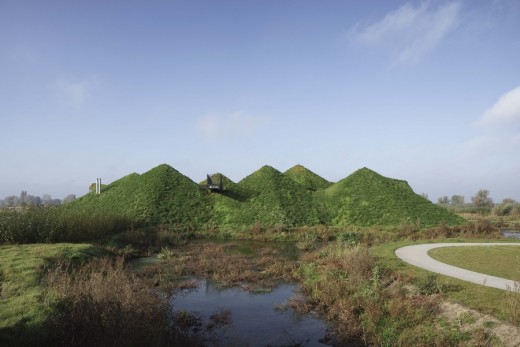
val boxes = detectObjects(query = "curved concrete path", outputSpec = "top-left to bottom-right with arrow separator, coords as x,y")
395,243 -> 520,291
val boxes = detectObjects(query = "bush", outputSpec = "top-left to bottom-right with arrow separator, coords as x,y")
416,273 -> 448,295
494,203 -> 514,216
336,232 -> 359,246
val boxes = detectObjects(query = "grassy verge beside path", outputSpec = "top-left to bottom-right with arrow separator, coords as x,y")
372,238 -> 520,324
0,243 -> 101,346
429,246 -> 520,281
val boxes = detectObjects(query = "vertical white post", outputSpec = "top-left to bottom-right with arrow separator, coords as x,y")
96,178 -> 101,194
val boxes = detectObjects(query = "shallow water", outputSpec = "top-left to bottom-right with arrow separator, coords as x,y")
502,230 -> 520,239
171,278 -> 331,346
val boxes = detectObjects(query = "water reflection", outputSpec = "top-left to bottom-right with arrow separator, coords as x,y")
171,278 -> 331,346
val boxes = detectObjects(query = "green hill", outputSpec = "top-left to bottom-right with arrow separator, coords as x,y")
233,165 -> 322,227
324,168 -> 465,227
71,164 -> 210,228
284,165 -> 332,191
69,164 -> 464,230
197,173 -> 249,227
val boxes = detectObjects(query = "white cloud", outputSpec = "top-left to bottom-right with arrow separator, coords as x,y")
53,77 -> 89,107
464,86 -> 520,156
197,115 -> 221,140
348,1 -> 461,64
196,112 -> 268,141
477,86 -> 520,126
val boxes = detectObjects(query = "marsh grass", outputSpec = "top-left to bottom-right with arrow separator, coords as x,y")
159,242 -> 298,291
43,257 -> 180,347
505,281 -> 520,325
195,219 -> 501,247
0,208 -> 131,244
294,242 -> 479,346
109,225 -> 195,257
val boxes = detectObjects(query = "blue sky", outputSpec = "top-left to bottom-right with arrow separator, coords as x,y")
1,0 -> 519,202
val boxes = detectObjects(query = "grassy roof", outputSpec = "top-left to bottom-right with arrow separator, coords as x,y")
69,164 -> 464,229
284,165 -> 332,191
323,167 -> 465,227
233,165 -> 322,227
70,164 -> 210,228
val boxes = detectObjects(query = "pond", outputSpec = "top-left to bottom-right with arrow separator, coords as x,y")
502,229 -> 520,239
130,240 -> 336,345
171,278 -> 332,346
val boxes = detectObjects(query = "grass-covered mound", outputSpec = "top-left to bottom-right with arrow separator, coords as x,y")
198,173 -> 248,201
198,173 -> 250,228
67,164 -> 464,230
324,168 -> 465,227
284,165 -> 332,191
70,164 -> 210,228
232,165 -> 322,228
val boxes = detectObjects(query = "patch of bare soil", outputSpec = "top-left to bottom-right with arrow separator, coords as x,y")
440,301 -> 520,347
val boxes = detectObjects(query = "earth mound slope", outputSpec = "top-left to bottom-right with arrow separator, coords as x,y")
234,165 -> 322,227
325,167 -> 465,227
284,165 -> 332,191
70,164 -> 209,227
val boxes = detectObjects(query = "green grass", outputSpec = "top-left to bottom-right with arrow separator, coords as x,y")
234,165 -> 322,227
69,164 -> 211,229
283,164 -> 332,191
322,167 -> 465,227
429,246 -> 520,281
65,163 -> 464,230
0,243 -> 100,346
372,239 -> 520,324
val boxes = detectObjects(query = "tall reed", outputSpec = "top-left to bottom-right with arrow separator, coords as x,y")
0,207 -> 132,244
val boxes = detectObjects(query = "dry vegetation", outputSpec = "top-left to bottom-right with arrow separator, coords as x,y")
43,257 -> 176,347
153,242 -> 299,291
286,243 -> 506,346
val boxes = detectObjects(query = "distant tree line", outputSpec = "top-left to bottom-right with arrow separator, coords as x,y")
0,190 -> 76,208
436,189 -> 519,215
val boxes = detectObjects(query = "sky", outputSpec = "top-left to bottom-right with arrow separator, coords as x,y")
1,0 -> 519,203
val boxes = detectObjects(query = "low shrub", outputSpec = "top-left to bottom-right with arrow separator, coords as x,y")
505,281 -> 520,326
336,232 -> 359,246
416,273 -> 449,295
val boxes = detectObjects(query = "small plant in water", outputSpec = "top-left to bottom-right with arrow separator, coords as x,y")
297,232 -> 318,251
207,308 -> 232,330
176,279 -> 199,291
172,310 -> 203,331
157,247 -> 174,259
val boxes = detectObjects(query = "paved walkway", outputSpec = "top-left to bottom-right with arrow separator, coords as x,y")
395,243 -> 520,291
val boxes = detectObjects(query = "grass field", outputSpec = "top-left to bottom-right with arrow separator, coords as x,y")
0,243 -> 101,346
1,226 -> 518,345
428,246 -> 520,281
